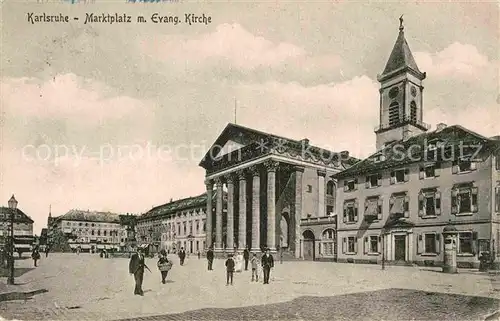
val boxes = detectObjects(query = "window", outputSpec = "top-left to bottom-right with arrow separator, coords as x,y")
458,232 -> 477,254
389,102 -> 400,126
91,230 -> 95,236
417,233 -> 441,255
321,229 -> 335,256
343,200 -> 358,223
452,159 -> 476,173
343,179 -> 358,192
391,193 -> 410,218
418,190 -> 441,217
103,230 -> 107,236
183,222 -> 186,235
419,163 -> 440,179
348,237 -> 356,253
365,173 -> 382,188
390,169 -> 409,184
365,197 -> 383,220
307,185 -> 312,193
410,101 -> 417,122
326,181 -> 335,195
496,186 -> 500,213
452,186 -> 478,214
79,222 -> 82,226
363,235 -> 380,254
425,234 -> 436,253
326,205 -> 334,216
496,154 -> 500,171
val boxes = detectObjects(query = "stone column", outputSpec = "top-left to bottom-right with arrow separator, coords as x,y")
237,170 -> 247,250
317,170 -> 326,217
204,179 -> 213,249
250,165 -> 261,252
294,166 -> 304,258
224,173 -> 235,251
215,177 -> 223,250
265,160 -> 279,252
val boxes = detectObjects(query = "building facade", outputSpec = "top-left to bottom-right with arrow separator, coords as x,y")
334,22 -> 500,268
199,123 -> 358,260
136,193 -> 220,254
0,207 -> 34,255
48,210 -> 129,252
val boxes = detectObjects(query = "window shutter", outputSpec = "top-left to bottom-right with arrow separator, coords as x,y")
404,169 -> 410,182
452,161 -> 459,174
471,187 -> 478,212
377,173 -> 382,186
404,195 -> 410,218
343,181 -> 348,192
378,236 -> 382,253
342,237 -> 346,254
377,198 -> 383,220
435,234 -> 441,254
419,166 -> 425,179
435,163 -> 441,177
390,171 -> 396,185
472,232 -> 478,256
354,203 -> 359,222
354,179 -> 358,188
417,234 -> 423,254
470,161 -> 477,170
354,237 -> 358,254
495,187 -> 500,213
365,176 -> 370,188
343,203 -> 347,223
435,191 -> 441,215
418,192 -> 425,217
363,237 -> 368,254
451,189 -> 458,214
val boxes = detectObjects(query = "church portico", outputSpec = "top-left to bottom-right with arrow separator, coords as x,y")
199,123 -> 358,258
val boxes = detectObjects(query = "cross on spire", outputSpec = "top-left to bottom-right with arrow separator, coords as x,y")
399,14 -> 404,31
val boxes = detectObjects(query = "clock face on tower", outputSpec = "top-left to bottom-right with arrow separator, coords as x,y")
389,87 -> 399,99
411,86 -> 417,97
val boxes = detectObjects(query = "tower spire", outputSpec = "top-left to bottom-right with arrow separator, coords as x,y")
399,14 -> 404,32
49,204 -> 51,217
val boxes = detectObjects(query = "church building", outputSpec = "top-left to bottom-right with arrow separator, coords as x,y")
199,123 -> 359,260
333,21 -> 500,268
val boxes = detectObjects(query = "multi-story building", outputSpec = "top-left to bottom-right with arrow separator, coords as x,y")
48,209 -> 129,253
333,21 -> 500,268
136,192 -> 223,254
0,207 -> 34,255
199,123 -> 358,260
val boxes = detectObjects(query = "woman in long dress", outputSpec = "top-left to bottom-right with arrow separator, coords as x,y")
234,252 -> 243,272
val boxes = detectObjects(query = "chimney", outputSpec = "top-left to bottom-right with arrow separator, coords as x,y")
170,198 -> 173,203
300,138 -> 310,146
436,123 -> 447,132
340,150 -> 349,158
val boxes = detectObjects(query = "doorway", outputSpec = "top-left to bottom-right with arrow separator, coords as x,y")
302,230 -> 315,261
394,235 -> 406,261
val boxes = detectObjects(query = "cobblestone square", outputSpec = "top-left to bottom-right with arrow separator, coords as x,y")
0,254 -> 499,320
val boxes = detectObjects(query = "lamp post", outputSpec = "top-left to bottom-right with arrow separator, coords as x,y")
7,195 -> 18,285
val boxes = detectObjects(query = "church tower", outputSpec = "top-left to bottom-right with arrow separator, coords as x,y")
375,17 -> 429,150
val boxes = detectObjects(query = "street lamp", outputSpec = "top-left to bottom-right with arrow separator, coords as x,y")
7,195 -> 18,285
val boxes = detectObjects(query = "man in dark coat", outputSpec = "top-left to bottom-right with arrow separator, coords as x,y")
178,247 -> 186,266
129,248 -> 148,295
243,248 -> 250,271
261,248 -> 274,284
206,247 -> 214,270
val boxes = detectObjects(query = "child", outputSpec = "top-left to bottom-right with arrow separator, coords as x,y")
225,253 -> 235,286
250,253 -> 259,282
157,250 -> 172,284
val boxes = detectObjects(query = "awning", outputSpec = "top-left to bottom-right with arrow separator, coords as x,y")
365,199 -> 378,216
96,245 -> 105,249
69,244 -> 79,249
390,196 -> 405,214
81,244 -> 91,249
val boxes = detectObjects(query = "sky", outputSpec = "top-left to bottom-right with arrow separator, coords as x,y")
0,0 -> 499,234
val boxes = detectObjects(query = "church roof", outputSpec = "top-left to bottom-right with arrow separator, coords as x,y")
379,28 -> 425,81
333,125 -> 500,179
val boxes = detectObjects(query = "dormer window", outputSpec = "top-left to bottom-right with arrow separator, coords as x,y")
373,154 -> 385,163
452,159 -> 476,174
390,168 -> 409,184
419,163 -> 440,179
365,173 -> 382,188
343,179 -> 358,192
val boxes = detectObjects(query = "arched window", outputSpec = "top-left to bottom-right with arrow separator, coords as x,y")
321,229 -> 336,256
389,102 -> 400,126
326,181 -> 335,196
103,230 -> 107,236
410,101 -> 417,122
97,230 -> 101,236
91,230 -> 95,236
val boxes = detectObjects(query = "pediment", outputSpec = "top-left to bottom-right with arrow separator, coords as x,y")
216,139 -> 246,158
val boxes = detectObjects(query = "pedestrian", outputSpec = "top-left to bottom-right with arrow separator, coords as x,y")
157,250 -> 172,284
261,248 -> 274,284
225,253 -> 235,286
129,247 -> 150,296
197,251 -> 201,259
250,253 -> 259,282
45,246 -> 50,258
243,248 -> 250,271
206,247 -> 214,271
31,248 -> 40,267
178,247 -> 186,266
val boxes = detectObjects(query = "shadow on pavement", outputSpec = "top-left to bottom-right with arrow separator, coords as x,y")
113,288 -> 500,321
0,289 -> 48,302
0,267 -> 36,277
